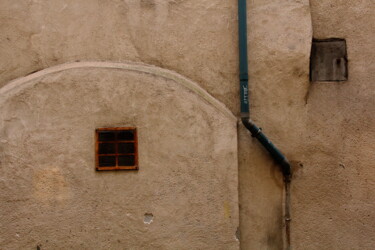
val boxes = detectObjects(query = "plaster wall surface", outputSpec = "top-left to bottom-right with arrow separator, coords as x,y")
0,63 -> 239,249
1,0 -> 374,249
291,1 -> 375,249
0,1 -> 295,249
0,0 -> 240,112
239,0 -> 312,249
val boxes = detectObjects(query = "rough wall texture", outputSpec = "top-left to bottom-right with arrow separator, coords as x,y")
1,0 -> 374,249
239,0 -> 311,249
0,1 -> 289,249
0,63 -> 239,249
0,0 -> 239,112
291,1 -> 375,249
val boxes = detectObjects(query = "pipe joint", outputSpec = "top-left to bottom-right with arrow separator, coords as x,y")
251,126 -> 262,138
241,118 -> 292,178
239,74 -> 249,81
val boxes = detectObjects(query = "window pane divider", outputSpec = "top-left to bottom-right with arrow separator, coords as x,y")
96,127 -> 138,171
97,153 -> 136,156
98,141 -> 135,143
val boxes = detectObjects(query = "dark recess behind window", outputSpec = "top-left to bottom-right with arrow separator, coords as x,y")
96,127 -> 138,171
310,38 -> 348,82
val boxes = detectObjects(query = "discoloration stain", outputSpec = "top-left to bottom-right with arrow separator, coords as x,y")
224,201 -> 231,219
168,0 -> 184,6
33,167 -> 71,203
141,0 -> 155,9
293,66 -> 305,78
304,82 -> 313,105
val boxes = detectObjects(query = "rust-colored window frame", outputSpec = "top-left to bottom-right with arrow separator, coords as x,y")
95,127 -> 138,171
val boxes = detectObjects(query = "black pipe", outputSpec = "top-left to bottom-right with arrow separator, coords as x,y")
241,118 -> 292,179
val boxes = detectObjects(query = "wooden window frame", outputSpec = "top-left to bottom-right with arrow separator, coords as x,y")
95,127 -> 138,171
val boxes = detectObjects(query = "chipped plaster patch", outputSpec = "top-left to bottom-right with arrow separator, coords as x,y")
144,213 -> 154,224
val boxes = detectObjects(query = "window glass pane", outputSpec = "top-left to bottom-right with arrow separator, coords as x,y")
98,156 -> 116,167
118,155 -> 135,166
118,130 -> 134,141
98,143 -> 116,154
118,143 -> 135,154
98,131 -> 116,141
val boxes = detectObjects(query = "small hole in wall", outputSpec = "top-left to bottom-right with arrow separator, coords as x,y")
235,227 -> 240,241
144,213 -> 154,224
310,38 -> 348,82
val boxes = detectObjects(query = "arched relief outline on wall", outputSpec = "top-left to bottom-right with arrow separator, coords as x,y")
0,61 -> 236,121
0,61 -> 240,249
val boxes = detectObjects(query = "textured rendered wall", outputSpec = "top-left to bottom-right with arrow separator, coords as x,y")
0,0 -> 240,111
239,0 -> 312,249
0,1 -> 288,249
291,1 -> 375,249
0,63 -> 239,249
1,0 -> 374,249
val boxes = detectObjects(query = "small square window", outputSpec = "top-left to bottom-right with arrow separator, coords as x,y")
310,38 -> 348,82
95,127 -> 138,171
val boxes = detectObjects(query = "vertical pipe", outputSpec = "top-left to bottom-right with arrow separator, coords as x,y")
237,0 -> 292,179
238,0 -> 250,118
237,0 -> 293,249
284,180 -> 292,250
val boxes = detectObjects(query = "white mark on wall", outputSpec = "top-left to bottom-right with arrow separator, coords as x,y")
235,227 -> 240,241
60,4 -> 68,12
144,213 -> 154,224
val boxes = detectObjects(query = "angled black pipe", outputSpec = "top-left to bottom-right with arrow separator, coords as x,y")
241,119 -> 292,177
238,0 -> 292,180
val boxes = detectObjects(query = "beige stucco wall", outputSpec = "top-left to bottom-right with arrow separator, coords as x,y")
0,1 -> 288,249
0,0 -> 374,249
239,1 -> 311,249
0,0 -> 240,112
291,1 -> 375,249
0,62 -> 239,249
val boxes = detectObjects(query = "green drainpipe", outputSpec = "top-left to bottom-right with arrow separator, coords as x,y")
237,0 -> 292,179
238,1 -> 292,248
